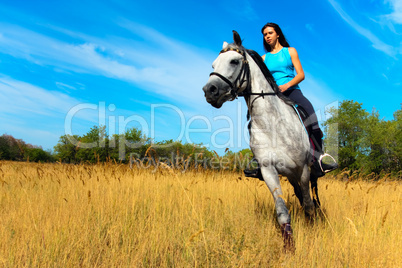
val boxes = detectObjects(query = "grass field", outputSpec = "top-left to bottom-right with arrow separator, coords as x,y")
0,161 -> 401,267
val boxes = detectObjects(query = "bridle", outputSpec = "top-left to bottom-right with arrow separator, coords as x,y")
209,47 -> 250,101
209,47 -> 277,100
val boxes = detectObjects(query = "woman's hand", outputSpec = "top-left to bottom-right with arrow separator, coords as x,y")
278,83 -> 290,92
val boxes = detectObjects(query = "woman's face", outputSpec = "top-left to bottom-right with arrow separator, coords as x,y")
263,27 -> 279,46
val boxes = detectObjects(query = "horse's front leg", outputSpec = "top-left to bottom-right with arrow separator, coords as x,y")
261,166 -> 290,225
260,166 -> 294,250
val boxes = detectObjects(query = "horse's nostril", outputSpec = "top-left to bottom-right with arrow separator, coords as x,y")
210,85 -> 217,94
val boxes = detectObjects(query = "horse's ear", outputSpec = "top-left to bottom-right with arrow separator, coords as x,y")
222,41 -> 229,49
233,30 -> 242,46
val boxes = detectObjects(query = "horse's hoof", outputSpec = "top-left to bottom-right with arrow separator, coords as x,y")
304,207 -> 315,218
281,223 -> 295,253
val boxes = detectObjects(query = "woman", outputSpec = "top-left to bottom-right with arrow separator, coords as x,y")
261,22 -> 337,176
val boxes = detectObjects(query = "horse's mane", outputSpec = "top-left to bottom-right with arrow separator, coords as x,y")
226,43 -> 295,106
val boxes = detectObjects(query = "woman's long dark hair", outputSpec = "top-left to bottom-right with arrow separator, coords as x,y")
261,22 -> 290,52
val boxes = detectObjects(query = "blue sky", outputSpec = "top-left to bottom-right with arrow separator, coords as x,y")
0,0 -> 401,154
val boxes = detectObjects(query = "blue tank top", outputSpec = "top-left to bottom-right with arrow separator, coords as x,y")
263,47 -> 300,90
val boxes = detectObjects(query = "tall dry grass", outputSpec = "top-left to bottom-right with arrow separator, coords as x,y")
0,161 -> 400,267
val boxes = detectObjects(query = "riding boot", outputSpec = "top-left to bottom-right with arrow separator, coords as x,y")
310,129 -> 338,177
243,167 -> 263,180
243,159 -> 264,180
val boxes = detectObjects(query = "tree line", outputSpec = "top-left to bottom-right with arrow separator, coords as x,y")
0,134 -> 54,162
52,125 -> 217,167
1,99 -> 401,176
324,100 -> 402,176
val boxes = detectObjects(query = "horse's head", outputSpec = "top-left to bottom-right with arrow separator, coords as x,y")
202,31 -> 249,108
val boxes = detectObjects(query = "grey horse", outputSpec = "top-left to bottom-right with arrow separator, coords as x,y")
202,31 -> 320,249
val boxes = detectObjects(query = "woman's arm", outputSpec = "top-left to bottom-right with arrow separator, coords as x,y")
278,47 -> 305,92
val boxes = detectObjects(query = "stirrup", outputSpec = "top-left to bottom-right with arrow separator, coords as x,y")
318,153 -> 337,173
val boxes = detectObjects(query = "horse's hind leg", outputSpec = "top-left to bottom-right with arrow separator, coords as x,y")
310,173 -> 321,207
300,165 -> 315,217
287,175 -> 303,207
260,167 -> 294,251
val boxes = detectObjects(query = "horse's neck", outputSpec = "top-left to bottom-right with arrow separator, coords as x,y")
247,56 -> 290,119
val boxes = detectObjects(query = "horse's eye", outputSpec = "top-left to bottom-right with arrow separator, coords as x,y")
230,59 -> 240,65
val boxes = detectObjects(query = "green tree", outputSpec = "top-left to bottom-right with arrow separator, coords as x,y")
324,100 -> 369,171
221,148 -> 254,171
110,128 -> 151,161
53,134 -> 80,163
364,110 -> 396,174
24,147 -> 54,162
391,107 -> 402,171
0,134 -> 26,160
0,135 -> 12,160
75,125 -> 110,163
324,101 -> 402,176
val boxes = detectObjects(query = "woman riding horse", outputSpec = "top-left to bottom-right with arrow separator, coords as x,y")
203,30 -> 333,250
261,22 -> 337,176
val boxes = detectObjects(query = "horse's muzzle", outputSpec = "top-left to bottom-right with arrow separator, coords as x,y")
202,81 -> 227,108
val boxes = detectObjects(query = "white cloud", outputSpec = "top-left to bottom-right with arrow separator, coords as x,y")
0,76 -> 103,149
55,82 -> 77,91
0,20 -> 226,151
328,0 -> 399,57
0,22 -> 214,105
0,76 -> 87,119
384,0 -> 402,24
